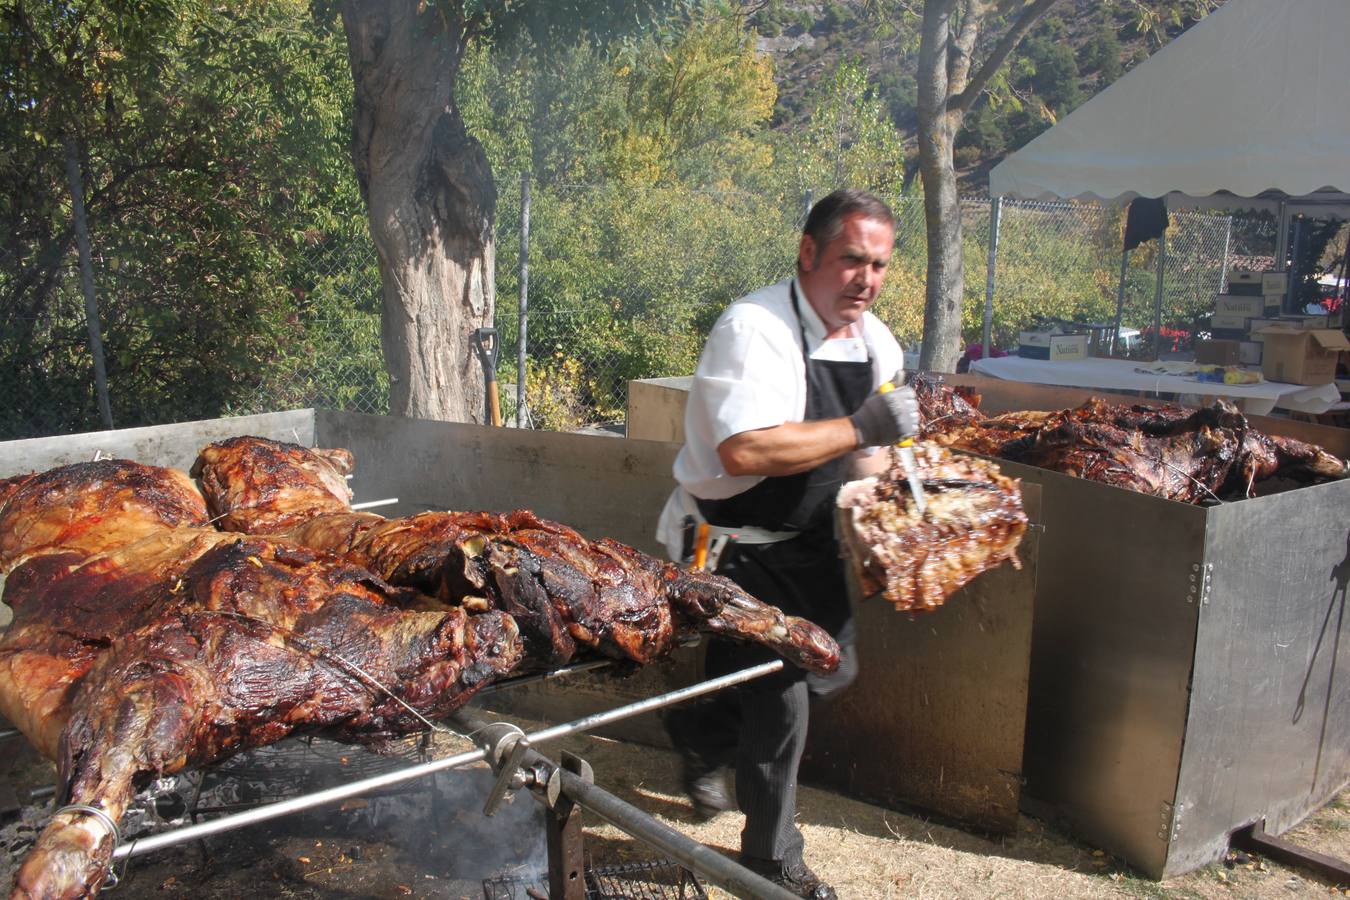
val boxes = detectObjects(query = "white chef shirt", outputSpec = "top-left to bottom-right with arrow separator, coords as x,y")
655,277 -> 904,559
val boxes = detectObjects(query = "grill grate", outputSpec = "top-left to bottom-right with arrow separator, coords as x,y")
483,858 -> 708,900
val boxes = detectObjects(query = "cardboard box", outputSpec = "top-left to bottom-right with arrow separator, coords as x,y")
1018,330 -> 1089,361
1227,271 -> 1263,295
1247,318 -> 1280,340
1194,339 -> 1242,365
1214,295 -> 1266,317
1261,271 -> 1289,295
1254,325 -> 1350,385
1210,312 -> 1252,331
1238,341 -> 1263,365
1211,327 -> 1249,341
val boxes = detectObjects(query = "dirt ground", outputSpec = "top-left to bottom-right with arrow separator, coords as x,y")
2,720 -> 1347,900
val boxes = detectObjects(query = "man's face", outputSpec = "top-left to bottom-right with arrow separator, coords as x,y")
798,213 -> 895,336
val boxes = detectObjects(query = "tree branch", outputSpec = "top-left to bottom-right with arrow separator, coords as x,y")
948,0 -> 1058,113
947,0 -> 983,94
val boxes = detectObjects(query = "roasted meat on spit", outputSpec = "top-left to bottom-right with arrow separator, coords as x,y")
192,436 -> 842,675
909,374 -> 1349,503
838,443 -> 1028,612
0,459 -> 210,573
0,461 -> 522,900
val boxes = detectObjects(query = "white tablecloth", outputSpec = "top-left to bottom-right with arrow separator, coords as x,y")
968,355 -> 1343,417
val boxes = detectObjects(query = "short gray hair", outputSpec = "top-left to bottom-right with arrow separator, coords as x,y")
802,189 -> 895,248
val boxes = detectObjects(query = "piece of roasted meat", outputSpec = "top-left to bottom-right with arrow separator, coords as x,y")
0,459 -> 209,573
192,437 -> 842,675
910,375 -> 1348,503
191,435 -> 354,532
838,444 -> 1028,613
0,459 -> 522,900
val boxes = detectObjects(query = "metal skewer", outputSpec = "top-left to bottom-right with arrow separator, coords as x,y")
111,660 -> 783,861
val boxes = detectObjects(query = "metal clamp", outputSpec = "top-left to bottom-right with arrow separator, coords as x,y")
54,803 -> 121,848
482,727 -> 531,817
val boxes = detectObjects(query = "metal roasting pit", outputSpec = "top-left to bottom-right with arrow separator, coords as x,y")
3,660 -> 795,897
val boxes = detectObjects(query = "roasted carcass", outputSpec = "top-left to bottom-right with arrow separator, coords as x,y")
0,460 -> 210,572
192,436 -> 841,674
838,444 -> 1028,612
911,374 -> 1348,503
0,461 -> 522,900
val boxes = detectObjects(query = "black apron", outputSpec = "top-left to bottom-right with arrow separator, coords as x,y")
695,281 -> 873,539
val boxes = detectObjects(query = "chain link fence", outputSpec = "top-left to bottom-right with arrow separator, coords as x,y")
0,183 -> 1279,442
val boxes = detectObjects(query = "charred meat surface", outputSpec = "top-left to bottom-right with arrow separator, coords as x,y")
196,437 -> 842,674
838,445 -> 1027,612
2,534 -> 522,900
292,507 -> 842,675
0,460 -> 208,573
192,436 -> 354,533
912,376 -> 1348,502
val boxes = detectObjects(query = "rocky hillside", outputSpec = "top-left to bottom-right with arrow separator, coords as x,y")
744,0 -> 1222,188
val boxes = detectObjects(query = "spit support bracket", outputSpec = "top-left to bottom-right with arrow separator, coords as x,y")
545,751 -> 593,900
545,751 -> 595,812
481,724 -> 545,818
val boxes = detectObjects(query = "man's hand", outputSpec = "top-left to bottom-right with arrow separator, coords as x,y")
849,383 -> 920,448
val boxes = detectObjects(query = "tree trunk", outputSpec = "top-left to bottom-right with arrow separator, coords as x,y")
341,1 -> 496,422
916,3 -> 965,374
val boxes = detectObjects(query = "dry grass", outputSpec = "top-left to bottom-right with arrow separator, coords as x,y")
540,728 -> 1350,900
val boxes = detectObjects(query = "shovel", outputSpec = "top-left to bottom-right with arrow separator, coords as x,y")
470,327 -> 502,426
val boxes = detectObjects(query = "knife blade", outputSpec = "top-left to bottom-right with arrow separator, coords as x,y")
878,383 -> 928,515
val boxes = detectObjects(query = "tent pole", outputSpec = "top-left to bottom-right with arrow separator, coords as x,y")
1274,200 -> 1289,270
1152,229 -> 1166,361
1284,214 -> 1303,314
1218,215 -> 1232,294
982,197 -> 1001,359
1110,247 -> 1130,356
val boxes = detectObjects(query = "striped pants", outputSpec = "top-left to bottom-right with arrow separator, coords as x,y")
666,534 -> 859,865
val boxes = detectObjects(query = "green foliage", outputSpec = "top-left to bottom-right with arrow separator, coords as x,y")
466,8 -> 907,425
1,0 -> 369,437
1083,24 -> 1124,81
1023,35 -> 1085,114
781,57 -> 906,198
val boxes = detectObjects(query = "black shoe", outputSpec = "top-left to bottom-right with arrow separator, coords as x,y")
681,758 -> 733,821
740,855 -> 838,900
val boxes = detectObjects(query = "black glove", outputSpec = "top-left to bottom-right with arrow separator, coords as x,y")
849,383 -> 920,448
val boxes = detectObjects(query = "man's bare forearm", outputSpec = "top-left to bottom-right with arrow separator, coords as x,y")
717,419 -> 860,477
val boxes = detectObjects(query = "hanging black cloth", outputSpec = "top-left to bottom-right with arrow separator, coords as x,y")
695,282 -> 873,537
1123,196 -> 1170,251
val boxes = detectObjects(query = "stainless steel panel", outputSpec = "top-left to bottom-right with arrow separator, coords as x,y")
314,410 -> 678,554
1000,460 -> 1208,878
1167,477 -> 1350,876
802,483 -> 1041,833
0,409 -> 316,478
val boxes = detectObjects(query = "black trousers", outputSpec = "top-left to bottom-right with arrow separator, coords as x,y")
666,534 -> 858,865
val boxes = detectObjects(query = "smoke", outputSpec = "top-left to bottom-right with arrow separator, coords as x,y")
1,734 -> 550,896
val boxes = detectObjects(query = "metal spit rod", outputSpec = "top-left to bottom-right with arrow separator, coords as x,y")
473,658 -> 614,695
452,706 -> 799,900
111,659 -> 783,861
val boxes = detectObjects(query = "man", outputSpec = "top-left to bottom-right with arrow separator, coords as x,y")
655,189 -> 920,899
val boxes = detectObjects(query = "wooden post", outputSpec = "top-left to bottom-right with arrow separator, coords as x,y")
64,135 -> 114,430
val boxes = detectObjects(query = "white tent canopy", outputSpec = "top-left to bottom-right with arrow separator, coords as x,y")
988,0 -> 1350,215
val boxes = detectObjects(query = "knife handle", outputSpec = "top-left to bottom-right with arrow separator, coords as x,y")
877,382 -> 916,448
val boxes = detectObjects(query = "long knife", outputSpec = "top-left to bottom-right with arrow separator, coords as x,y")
878,382 -> 928,515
